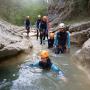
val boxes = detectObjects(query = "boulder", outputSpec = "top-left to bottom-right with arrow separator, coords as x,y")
70,28 -> 90,45
69,21 -> 90,33
72,38 -> 90,74
0,20 -> 33,59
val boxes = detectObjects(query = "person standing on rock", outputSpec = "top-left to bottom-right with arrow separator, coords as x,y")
39,16 -> 48,45
36,15 -> 42,40
54,23 -> 70,54
24,16 -> 31,37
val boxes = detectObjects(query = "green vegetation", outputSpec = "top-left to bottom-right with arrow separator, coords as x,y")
0,0 -> 47,26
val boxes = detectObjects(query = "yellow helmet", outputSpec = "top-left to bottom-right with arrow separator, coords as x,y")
38,15 -> 41,18
50,32 -> 54,39
40,50 -> 49,58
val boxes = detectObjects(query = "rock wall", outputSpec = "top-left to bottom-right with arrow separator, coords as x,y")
48,0 -> 90,26
70,21 -> 90,45
0,19 -> 32,59
72,38 -> 90,77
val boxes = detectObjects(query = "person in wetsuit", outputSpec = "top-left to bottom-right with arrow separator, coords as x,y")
39,16 -> 48,44
24,16 -> 31,37
30,50 -> 67,82
36,15 -> 42,40
54,23 -> 70,54
39,50 -> 52,70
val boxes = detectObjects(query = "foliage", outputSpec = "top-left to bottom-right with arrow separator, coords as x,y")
0,0 -> 47,26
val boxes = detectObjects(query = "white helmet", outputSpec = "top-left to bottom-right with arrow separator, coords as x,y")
58,23 -> 65,29
26,16 -> 29,18
38,15 -> 41,18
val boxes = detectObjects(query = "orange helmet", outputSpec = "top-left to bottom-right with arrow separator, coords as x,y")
42,16 -> 48,21
40,50 -> 49,58
50,32 -> 54,39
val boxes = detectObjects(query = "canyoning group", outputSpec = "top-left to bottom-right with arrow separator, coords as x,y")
24,15 -> 70,54
24,15 -> 70,81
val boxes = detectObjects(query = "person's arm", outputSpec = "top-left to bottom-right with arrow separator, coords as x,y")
67,31 -> 70,52
54,32 -> 58,47
51,64 -> 62,74
29,61 -> 40,67
51,64 -> 67,82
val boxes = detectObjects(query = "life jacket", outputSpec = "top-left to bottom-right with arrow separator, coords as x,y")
39,58 -> 52,70
57,31 -> 67,46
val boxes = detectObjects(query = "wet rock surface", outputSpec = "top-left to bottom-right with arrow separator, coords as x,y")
0,19 -> 32,59
72,39 -> 90,74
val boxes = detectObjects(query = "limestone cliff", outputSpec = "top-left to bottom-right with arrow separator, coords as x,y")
48,0 -> 90,26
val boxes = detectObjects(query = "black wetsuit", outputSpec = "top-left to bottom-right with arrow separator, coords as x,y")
25,19 -> 30,33
39,58 -> 52,70
36,19 -> 41,40
39,20 -> 48,44
56,31 -> 67,54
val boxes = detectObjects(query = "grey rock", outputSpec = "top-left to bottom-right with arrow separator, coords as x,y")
72,38 -> 90,73
0,19 -> 32,59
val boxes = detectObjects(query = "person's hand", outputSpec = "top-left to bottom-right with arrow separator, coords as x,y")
58,45 -> 62,48
52,73 -> 57,77
61,76 -> 68,82
66,48 -> 70,53
54,45 -> 56,48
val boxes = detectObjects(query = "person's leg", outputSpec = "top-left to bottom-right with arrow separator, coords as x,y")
27,27 -> 30,37
46,32 -> 48,40
63,46 -> 67,53
51,39 -> 54,47
48,39 -> 51,48
37,29 -> 38,40
42,31 -> 45,44
55,47 -> 60,54
40,31 -> 43,44
43,31 -> 46,41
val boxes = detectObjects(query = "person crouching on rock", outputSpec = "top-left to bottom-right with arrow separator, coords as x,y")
39,16 -> 48,45
48,32 -> 55,48
24,16 -> 31,37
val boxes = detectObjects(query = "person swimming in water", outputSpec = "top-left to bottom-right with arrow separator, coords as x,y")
30,50 -> 67,82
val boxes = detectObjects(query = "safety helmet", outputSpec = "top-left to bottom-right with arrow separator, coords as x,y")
43,16 -> 47,20
58,23 -> 65,29
26,16 -> 30,18
40,50 -> 49,58
38,15 -> 41,18
50,32 -> 54,39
